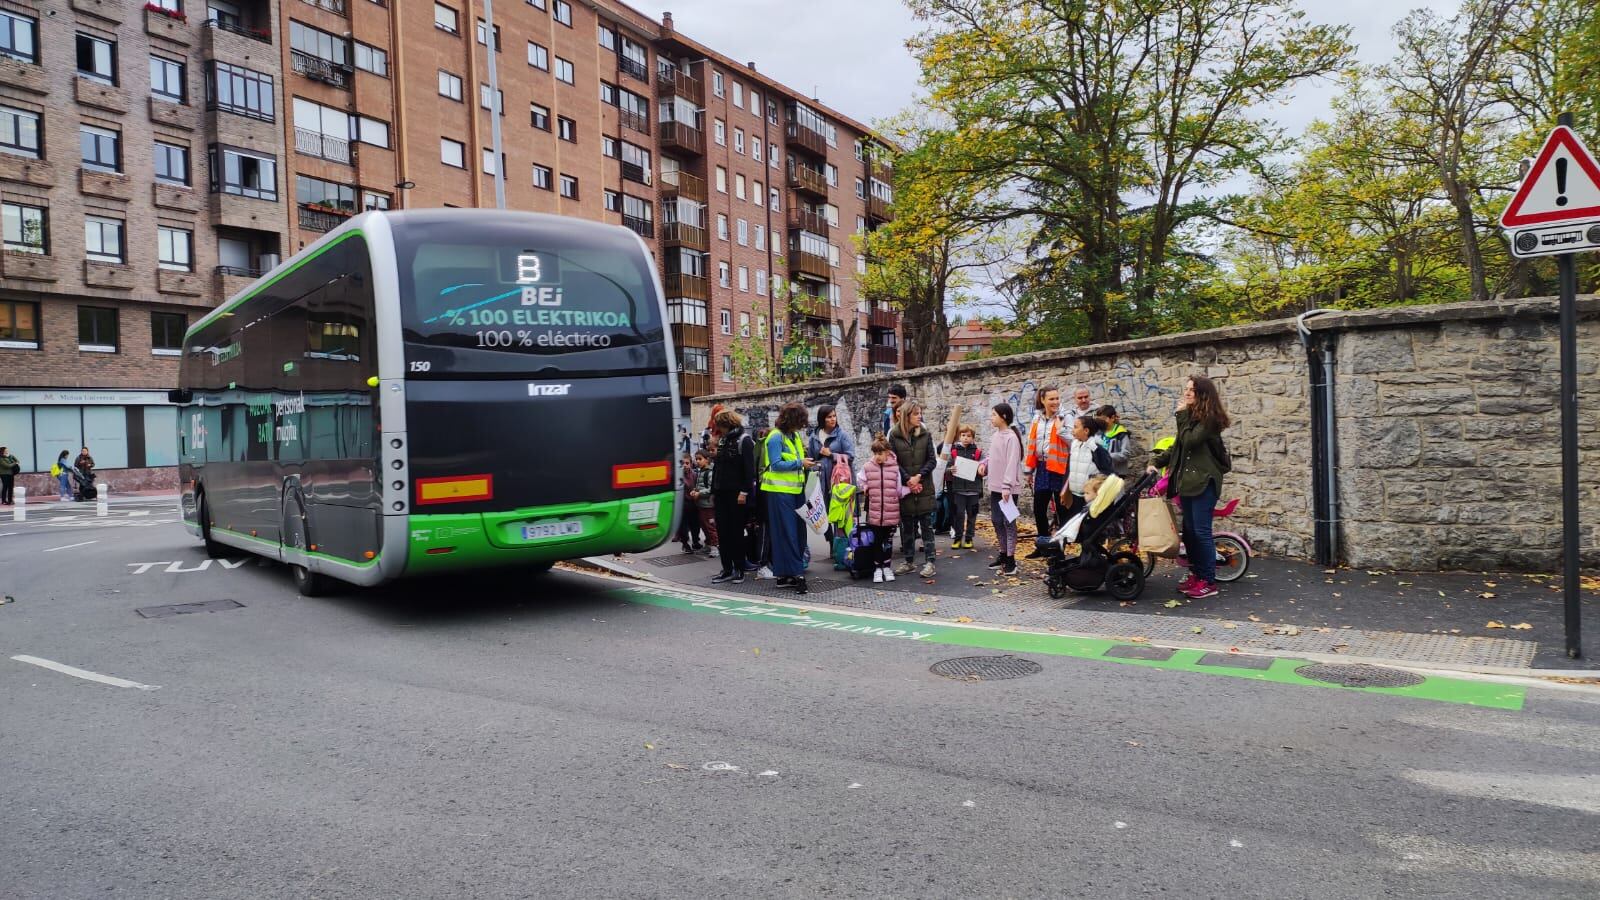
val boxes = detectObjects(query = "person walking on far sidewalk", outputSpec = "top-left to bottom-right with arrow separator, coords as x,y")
979,403 -> 1024,576
0,445 -> 17,505
1023,387 -> 1069,558
53,450 -> 72,501
1148,375 -> 1233,601
710,409 -> 758,585
890,400 -> 938,579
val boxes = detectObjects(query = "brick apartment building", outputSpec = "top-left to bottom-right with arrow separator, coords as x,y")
0,0 -> 898,488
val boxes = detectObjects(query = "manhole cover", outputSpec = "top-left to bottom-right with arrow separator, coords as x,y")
1294,663 -> 1425,688
930,655 -> 1043,681
137,599 -> 244,619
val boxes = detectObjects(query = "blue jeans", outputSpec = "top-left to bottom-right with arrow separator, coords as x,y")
1180,481 -> 1219,583
58,471 -> 72,499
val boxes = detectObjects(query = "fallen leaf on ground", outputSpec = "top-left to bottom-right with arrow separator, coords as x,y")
954,616 -> 974,624
665,763 -> 689,770
966,575 -> 980,580
1222,623 -> 1238,630
753,648 -> 760,656
1484,581 -> 1498,588
644,743 -> 655,750
1332,644 -> 1350,653
1129,636 -> 1150,643
1247,614 -> 1262,622
1479,592 -> 1496,599
1485,621 -> 1507,629
922,609 -> 936,615
1125,740 -> 1142,747
1191,626 -> 1204,634
1164,599 -> 1183,609
1510,622 -> 1533,630
1397,581 -> 1413,586
1365,570 -> 1388,576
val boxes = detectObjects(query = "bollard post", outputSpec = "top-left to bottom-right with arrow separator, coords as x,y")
97,483 -> 109,517
13,486 -> 24,522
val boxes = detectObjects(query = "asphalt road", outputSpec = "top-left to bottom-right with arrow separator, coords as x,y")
2,501 -> 1598,899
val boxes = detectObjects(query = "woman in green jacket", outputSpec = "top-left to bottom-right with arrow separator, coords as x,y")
889,400 -> 938,578
1147,375 -> 1232,600
0,446 -> 18,505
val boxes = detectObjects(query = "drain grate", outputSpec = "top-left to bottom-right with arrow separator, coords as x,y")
647,554 -> 717,568
1104,644 -> 1177,661
930,655 -> 1043,681
1294,663 -> 1425,688
137,599 -> 244,619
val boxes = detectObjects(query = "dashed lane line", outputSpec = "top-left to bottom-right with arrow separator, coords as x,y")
9,655 -> 161,691
42,540 -> 98,552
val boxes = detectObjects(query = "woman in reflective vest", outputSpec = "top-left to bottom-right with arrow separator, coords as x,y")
762,402 -> 817,594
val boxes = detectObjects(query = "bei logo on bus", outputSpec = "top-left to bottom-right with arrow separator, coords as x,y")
517,253 -> 564,308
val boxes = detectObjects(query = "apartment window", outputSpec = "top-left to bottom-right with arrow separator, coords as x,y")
294,98 -> 355,162
440,137 -> 464,168
84,217 -> 124,264
600,81 -> 616,105
151,313 -> 186,355
354,43 -> 388,77
154,142 -> 189,185
719,309 -> 731,335
0,11 -> 39,64
0,300 -> 40,348
80,125 -> 121,173
755,269 -> 766,295
530,103 -> 550,131
718,261 -> 730,288
296,174 -> 355,212
855,178 -> 865,199
618,140 -> 651,184
857,215 -> 866,233
597,24 -> 615,50
753,180 -> 763,204
769,187 -> 780,211
434,3 -> 459,34
478,84 -> 505,113
772,230 -> 782,253
527,41 -> 548,70
713,119 -> 724,146
0,106 -> 41,159
438,70 -> 463,100
559,174 -> 578,199
716,214 -> 728,240
667,297 -> 707,326
825,163 -> 839,187
621,194 -> 652,230
736,219 -> 748,246
739,311 -> 750,334
754,224 -> 764,248
751,140 -> 762,163
712,71 -> 723,97
78,307 -> 118,352
715,166 -> 727,193
721,354 -> 732,382
532,164 -> 551,190
769,143 -> 779,169
1,202 -> 46,254
732,82 -> 743,108
363,190 -> 392,211
209,146 -> 278,200
734,128 -> 744,155
357,117 -> 389,148
157,227 -> 193,271
553,0 -> 572,26
555,57 -> 574,84
737,268 -> 749,292
750,89 -> 761,116
528,0 -> 546,8
150,56 -> 186,103
475,19 -> 502,51
558,116 -> 575,142
734,174 -> 745,200
618,36 -> 647,80
292,21 -> 351,68
209,62 -> 276,120
76,34 -> 117,85
601,136 -> 617,157
603,189 -> 620,212
482,148 -> 497,174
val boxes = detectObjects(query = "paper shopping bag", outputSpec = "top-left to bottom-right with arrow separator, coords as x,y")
1137,496 -> 1181,557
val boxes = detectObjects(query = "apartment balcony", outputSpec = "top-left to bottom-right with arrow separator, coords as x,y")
158,268 -> 205,297
153,183 -> 202,213
787,245 -> 830,282
298,0 -> 348,15
295,128 -> 354,164
655,66 -> 704,106
790,292 -> 830,320
679,372 -> 712,399
620,161 -> 651,186
659,121 -> 704,156
618,55 -> 648,84
791,333 -> 829,361
661,222 -> 708,251
621,213 -> 654,239
84,260 -> 135,291
618,108 -> 651,137
0,154 -> 54,188
202,18 -> 273,52
671,322 -> 709,350
665,272 -> 708,302
70,0 -> 119,20
75,78 -> 127,115
298,203 -> 353,233
787,207 -> 829,237
0,57 -> 46,95
869,195 -> 894,223
869,306 -> 898,330
870,157 -> 893,183
785,120 -> 828,158
291,50 -> 352,89
786,164 -> 827,199
215,265 -> 267,299
0,251 -> 58,283
148,96 -> 192,130
144,7 -> 193,45
80,168 -> 133,201
868,344 -> 899,367
660,169 -> 706,203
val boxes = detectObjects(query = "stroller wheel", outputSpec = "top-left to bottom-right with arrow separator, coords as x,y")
1107,562 -> 1144,601
1214,535 -> 1250,582
1142,552 -> 1157,578
1047,577 -> 1066,600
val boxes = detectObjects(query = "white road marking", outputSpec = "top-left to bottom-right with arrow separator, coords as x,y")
42,540 -> 97,552
0,532 -> 16,537
10,655 -> 160,691
701,761 -> 740,772
1402,770 -> 1600,815
1114,821 -> 1128,830
1375,832 -> 1600,883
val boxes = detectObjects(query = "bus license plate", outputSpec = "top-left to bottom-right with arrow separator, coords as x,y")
522,520 -> 583,541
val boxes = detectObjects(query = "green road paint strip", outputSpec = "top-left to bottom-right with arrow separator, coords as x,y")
615,587 -> 1526,710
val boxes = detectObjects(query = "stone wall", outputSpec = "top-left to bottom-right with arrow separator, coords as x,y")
693,297 -> 1600,572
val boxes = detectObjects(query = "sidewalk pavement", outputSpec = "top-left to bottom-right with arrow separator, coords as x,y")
610,522 -> 1600,673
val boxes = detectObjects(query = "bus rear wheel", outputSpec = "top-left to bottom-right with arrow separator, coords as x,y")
198,490 -> 226,559
282,494 -> 332,597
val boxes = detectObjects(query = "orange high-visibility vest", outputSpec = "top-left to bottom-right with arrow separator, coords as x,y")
1024,417 -> 1070,475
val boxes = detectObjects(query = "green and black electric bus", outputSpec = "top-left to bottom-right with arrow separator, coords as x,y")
172,209 -> 679,594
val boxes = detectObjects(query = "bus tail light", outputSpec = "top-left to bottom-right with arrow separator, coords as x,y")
415,474 -> 493,505
612,462 -> 670,489
425,546 -> 456,555
638,523 -> 659,530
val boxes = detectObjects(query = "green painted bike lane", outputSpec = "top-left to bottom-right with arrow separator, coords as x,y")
614,586 -> 1525,710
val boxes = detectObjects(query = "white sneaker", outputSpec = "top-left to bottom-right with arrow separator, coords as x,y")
706,547 -> 718,558
872,567 -> 885,583
884,567 -> 896,582
755,566 -> 774,580
920,562 -> 937,579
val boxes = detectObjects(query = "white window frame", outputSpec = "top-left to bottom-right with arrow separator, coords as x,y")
440,137 -> 465,168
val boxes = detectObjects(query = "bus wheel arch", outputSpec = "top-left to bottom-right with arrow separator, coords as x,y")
196,485 -> 226,559
280,486 -> 332,597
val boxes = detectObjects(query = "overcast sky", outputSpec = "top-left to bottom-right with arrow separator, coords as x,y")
630,0 -> 1462,137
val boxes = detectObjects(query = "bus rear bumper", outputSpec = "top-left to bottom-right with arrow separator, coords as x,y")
401,491 -> 675,577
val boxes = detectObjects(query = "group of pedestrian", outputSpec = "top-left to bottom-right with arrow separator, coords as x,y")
0,445 -> 96,504
683,372 -> 1232,602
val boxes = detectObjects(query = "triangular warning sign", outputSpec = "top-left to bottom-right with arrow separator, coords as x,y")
1501,126 -> 1600,228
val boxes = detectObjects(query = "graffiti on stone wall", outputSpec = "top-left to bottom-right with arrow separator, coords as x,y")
1104,361 -> 1177,420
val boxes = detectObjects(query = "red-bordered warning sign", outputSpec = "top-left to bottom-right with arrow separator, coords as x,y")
1500,126 -> 1600,228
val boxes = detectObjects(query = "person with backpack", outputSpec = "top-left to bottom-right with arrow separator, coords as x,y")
710,409 -> 758,585
807,404 -> 855,541
52,450 -> 72,501
979,403 -> 1024,576
857,436 -> 903,583
0,445 -> 18,505
1061,415 -> 1114,522
890,400 -> 938,579
1097,405 -> 1134,476
1147,374 -> 1233,600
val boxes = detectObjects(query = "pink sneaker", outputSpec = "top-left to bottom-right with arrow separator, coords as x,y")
1177,574 -> 1200,594
1184,580 -> 1219,600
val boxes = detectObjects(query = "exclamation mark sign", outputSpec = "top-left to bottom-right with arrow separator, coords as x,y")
1556,157 -> 1569,206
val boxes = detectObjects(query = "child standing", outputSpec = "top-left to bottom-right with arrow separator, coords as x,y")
677,451 -> 703,552
858,437 -> 903,584
690,449 -> 719,555
1061,415 -> 1113,523
978,404 -> 1024,576
946,426 -> 984,549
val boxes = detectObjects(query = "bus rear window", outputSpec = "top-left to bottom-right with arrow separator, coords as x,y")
395,218 -> 663,376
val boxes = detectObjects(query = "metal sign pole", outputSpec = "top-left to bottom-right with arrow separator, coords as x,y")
1556,111 -> 1583,659
483,0 -> 507,210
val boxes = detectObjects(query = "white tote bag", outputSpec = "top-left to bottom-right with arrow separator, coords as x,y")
797,472 -> 828,534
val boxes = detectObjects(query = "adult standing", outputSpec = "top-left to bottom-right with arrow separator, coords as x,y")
807,404 -> 856,541
979,403 -> 1024,576
762,402 -> 817,594
0,445 -> 18,505
75,446 -> 95,476
890,400 -> 938,578
1068,387 -> 1096,420
710,409 -> 758,585
1148,375 -> 1233,600
882,384 -> 907,437
1022,387 -> 1069,558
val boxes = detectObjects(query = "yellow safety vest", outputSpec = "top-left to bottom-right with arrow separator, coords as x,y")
759,431 -> 806,494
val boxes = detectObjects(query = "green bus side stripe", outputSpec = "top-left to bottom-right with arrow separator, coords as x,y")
184,229 -> 366,342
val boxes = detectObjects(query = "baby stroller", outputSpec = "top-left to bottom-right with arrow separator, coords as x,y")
69,465 -> 98,501
1044,470 -> 1158,601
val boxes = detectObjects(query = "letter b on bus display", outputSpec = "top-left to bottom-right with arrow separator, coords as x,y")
516,253 -> 543,283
